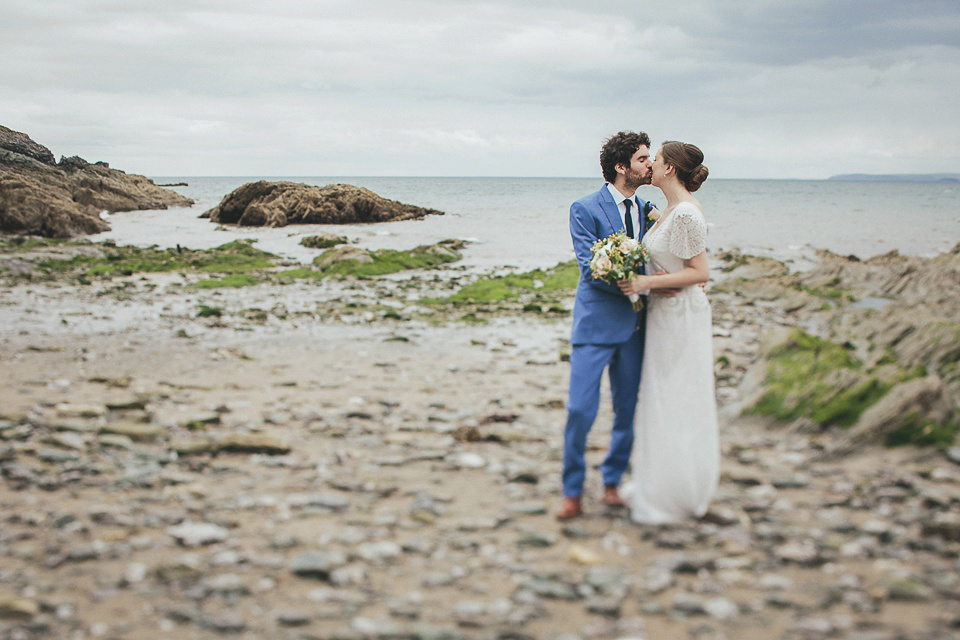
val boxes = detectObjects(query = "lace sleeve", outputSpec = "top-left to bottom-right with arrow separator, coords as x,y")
667,206 -> 707,259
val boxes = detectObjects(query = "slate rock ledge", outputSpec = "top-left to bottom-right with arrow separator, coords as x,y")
201,180 -> 442,227
0,125 -> 194,238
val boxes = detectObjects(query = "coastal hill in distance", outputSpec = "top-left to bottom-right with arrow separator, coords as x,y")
827,173 -> 959,182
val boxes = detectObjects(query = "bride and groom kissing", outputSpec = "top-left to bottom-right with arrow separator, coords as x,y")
557,131 -> 720,524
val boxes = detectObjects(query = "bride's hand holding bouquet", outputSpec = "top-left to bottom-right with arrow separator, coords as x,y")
588,231 -> 649,311
617,273 -> 653,296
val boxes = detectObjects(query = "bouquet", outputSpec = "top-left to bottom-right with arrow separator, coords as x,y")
589,231 -> 649,311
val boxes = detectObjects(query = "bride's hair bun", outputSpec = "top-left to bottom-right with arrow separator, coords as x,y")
661,141 -> 709,192
688,164 -> 709,192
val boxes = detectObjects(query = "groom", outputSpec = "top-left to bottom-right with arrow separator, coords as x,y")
556,131 -> 655,520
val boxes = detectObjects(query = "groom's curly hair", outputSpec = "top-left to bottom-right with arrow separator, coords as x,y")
600,131 -> 651,183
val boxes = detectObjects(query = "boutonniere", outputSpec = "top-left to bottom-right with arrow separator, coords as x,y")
645,204 -> 660,225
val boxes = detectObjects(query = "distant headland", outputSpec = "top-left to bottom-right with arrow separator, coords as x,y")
827,173 -> 959,183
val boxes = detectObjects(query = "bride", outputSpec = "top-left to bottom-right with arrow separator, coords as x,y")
617,141 -> 720,524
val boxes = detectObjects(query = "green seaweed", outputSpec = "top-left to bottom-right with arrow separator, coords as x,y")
0,236 -> 72,251
197,305 -> 223,317
276,267 -> 323,280
747,330 -> 887,428
34,239 -> 278,278
314,240 -> 463,277
191,274 -> 260,289
885,412 -> 960,449
432,260 -> 579,305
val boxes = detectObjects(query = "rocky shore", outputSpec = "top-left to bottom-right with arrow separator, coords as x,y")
0,126 -> 193,238
0,240 -> 958,640
202,181 -> 443,227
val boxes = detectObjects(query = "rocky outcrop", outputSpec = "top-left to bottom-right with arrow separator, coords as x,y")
0,125 -> 194,238
202,181 -> 442,227
833,375 -> 953,453
717,245 -> 960,449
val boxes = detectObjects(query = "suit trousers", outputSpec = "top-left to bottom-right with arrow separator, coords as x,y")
561,324 -> 644,498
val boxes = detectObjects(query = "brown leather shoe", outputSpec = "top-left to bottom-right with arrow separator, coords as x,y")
602,485 -> 626,508
554,496 -> 582,520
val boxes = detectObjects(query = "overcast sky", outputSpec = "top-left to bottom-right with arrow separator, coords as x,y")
2,0 -> 958,178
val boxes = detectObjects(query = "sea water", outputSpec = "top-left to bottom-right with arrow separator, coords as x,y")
91,177 -> 960,271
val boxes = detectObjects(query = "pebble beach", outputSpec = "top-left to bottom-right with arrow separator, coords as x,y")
1,240 -> 959,640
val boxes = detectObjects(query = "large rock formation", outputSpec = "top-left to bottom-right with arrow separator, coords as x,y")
201,181 -> 442,227
0,125 -> 194,238
719,244 -> 960,450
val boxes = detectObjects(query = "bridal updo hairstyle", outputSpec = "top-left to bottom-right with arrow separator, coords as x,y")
660,141 -> 709,192
600,130 -> 651,183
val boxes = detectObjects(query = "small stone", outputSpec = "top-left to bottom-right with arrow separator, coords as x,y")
701,505 -> 743,526
566,545 -> 602,565
203,574 -> 249,596
167,521 -> 229,546
585,595 -> 621,617
169,438 -> 214,455
704,597 -> 739,620
47,432 -> 87,450
886,576 -> 935,602
946,447 -> 960,465
67,541 -> 106,562
642,567 -> 673,594
586,566 -> 627,595
448,452 -> 486,469
0,597 -> 39,620
672,592 -> 706,616
216,433 -> 290,455
409,494 -> 446,523
922,514 -> 960,542
154,556 -> 204,584
517,530 -> 557,548
98,434 -> 133,449
100,422 -> 166,441
290,551 -> 349,580
351,616 -> 405,637
123,563 -> 148,585
184,412 -> 221,429
277,611 -> 312,627
105,397 -> 147,411
388,597 -> 422,620
506,502 -> 548,516
561,524 -> 592,539
771,473 -> 811,489
521,577 -> 579,600
790,617 -> 834,635
211,551 -> 243,567
36,448 -> 80,463
206,613 -> 246,633
356,541 -> 402,563
775,540 -> 820,565
55,403 -> 107,418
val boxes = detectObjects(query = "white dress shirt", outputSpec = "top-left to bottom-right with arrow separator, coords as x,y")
605,183 -> 638,239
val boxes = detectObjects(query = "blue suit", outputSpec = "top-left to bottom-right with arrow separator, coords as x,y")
562,184 -> 652,498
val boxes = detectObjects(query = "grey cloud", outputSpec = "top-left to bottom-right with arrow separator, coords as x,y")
1,0 -> 957,177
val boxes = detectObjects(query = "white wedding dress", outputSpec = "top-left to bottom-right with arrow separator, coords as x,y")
622,202 -> 720,524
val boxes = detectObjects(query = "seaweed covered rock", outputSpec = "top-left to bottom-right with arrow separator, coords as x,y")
736,243 -> 960,449
0,125 -> 194,238
201,181 -> 442,227
300,233 -> 347,249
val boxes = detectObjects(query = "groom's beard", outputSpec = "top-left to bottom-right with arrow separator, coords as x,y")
624,170 -> 652,190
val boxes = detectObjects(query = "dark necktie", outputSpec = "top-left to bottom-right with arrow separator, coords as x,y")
623,198 -> 634,239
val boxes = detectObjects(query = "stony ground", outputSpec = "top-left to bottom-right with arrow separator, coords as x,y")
1,255 -> 959,640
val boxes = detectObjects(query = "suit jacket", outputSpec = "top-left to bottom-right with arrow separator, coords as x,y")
569,184 -> 653,345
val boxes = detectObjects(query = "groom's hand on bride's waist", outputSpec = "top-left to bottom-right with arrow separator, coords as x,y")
649,270 -> 682,298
